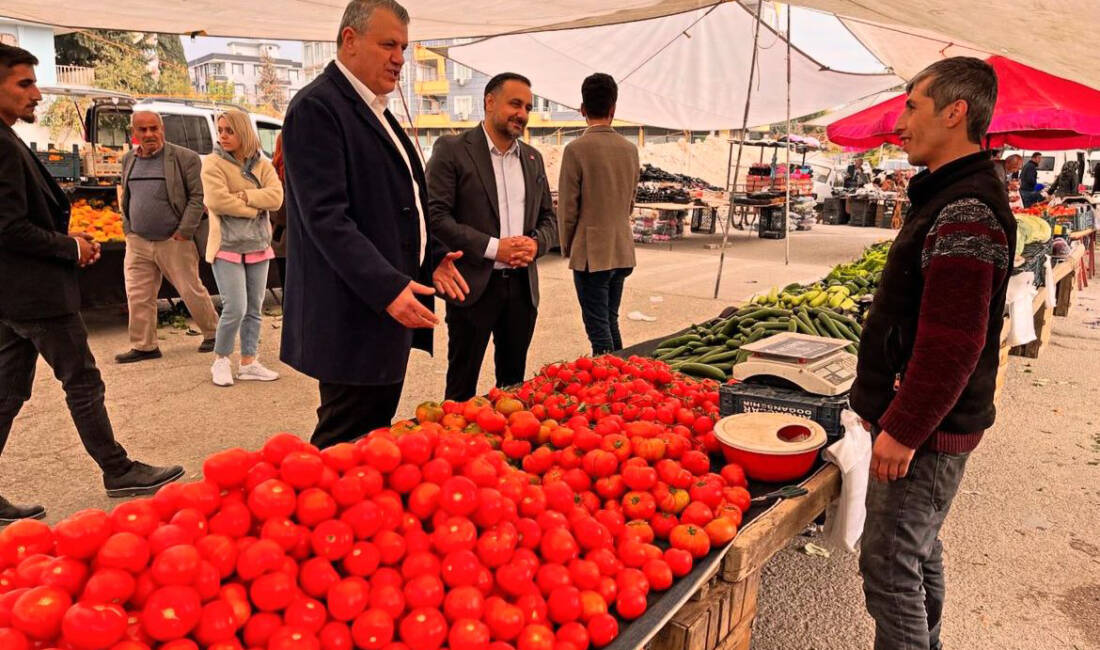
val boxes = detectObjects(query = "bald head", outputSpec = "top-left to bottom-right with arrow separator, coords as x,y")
131,111 -> 165,153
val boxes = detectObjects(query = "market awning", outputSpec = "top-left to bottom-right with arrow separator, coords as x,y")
827,56 -> 1100,151
3,0 -> 1099,90
442,3 -> 900,130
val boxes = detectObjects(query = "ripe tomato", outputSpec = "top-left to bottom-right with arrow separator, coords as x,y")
649,512 -> 679,540
669,524 -> 711,559
723,486 -> 752,513
680,451 -> 710,476
319,621 -> 354,650
296,488 -> 338,528
715,504 -> 744,528
517,624 -> 555,650
373,530 -> 407,566
61,601 -> 127,649
110,499 -> 161,537
268,625 -> 322,650
556,621 -> 589,650
546,586 -> 582,624
250,571 -> 296,612
578,590 -> 608,622
431,517 -> 476,555
81,568 -> 136,605
94,532 -> 150,574
642,559 -> 674,591
142,585 -> 202,641
150,544 -> 201,586
194,599 -> 238,645
350,608 -> 394,649
342,541 -> 381,578
720,463 -> 748,488
586,613 -> 618,648
622,520 -> 655,544
538,527 -> 579,565
449,618 -> 491,650
403,574 -> 444,610
38,557 -> 88,596
689,480 -> 724,510
366,583 -> 405,620
703,518 -> 738,546
312,520 -> 355,561
340,501 -> 383,541
441,550 -> 481,588
248,479 -> 297,521
443,585 -> 484,622
621,465 -> 658,491
284,597 -> 328,634
53,509 -> 111,560
485,598 -> 525,641
680,502 -> 715,527
398,608 -> 447,649
328,577 -> 371,622
615,588 -> 647,620
439,477 -> 479,517
235,539 -> 284,581
11,585 -> 71,640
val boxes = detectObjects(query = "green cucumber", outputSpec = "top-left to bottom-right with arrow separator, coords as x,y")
655,345 -> 690,361
656,334 -> 701,349
677,363 -> 728,381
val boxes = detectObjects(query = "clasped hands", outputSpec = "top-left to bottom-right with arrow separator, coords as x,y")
70,232 -> 101,267
386,251 -> 470,329
496,235 -> 537,268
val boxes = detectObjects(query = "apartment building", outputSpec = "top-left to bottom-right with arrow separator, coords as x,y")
188,42 -> 305,106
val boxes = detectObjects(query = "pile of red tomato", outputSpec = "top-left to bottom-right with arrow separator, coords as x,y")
0,355 -> 748,650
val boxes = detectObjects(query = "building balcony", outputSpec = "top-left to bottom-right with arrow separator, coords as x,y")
413,113 -> 456,129
415,79 -> 450,95
414,45 -> 442,62
56,65 -> 95,86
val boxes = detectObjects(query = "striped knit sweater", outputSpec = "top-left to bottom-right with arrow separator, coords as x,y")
877,198 -> 1010,452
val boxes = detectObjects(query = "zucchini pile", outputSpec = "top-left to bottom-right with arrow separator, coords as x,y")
653,306 -> 862,381
746,241 -> 890,315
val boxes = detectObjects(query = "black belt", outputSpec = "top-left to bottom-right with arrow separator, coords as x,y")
492,267 -> 527,279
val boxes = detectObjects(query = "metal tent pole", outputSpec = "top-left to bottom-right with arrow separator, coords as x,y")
784,2 -> 792,266
714,1 -> 765,300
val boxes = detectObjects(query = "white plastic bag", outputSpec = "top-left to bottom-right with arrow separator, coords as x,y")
1043,257 -> 1056,308
1005,273 -> 1038,347
821,410 -> 872,552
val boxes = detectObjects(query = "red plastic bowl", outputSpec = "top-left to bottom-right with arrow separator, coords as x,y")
716,418 -> 827,483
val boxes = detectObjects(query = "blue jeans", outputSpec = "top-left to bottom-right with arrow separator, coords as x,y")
211,258 -> 269,358
573,267 -> 633,355
860,447 -> 970,650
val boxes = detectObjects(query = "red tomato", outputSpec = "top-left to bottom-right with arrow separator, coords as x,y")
406,484 -> 441,520
715,504 -> 744,528
586,613 -> 618,648
723,486 -> 752,513
194,599 -> 238,645
449,618 -> 491,650
220,583 -> 251,627
398,608 -> 447,649
620,492 -> 657,521
236,539 -> 284,581
539,527 -> 579,565
547,586 -> 582,625
141,585 -> 202,641
151,544 -> 201,586
669,524 -> 711,559
327,577 -> 370,622
517,624 -> 555,650
578,590 -> 607,622
621,465 -> 658,491
176,481 -> 221,517
340,501 -> 383,541
439,476 -> 479,517
248,479 -> 297,521
443,585 -> 484,622
268,625 -> 322,650
262,433 -> 308,465
312,520 -> 355,561
111,499 -> 161,537
403,574 -> 443,610
720,463 -> 748,488
642,558 -> 674,591
615,588 -> 647,620
38,557 -> 88,596
342,541 -> 381,578
60,601 -> 127,649
284,597 -> 328,635
81,568 -> 135,605
250,571 -> 296,612
622,520 -> 655,544
680,451 -> 710,476
367,584 -> 405,620
96,532 -> 150,574
361,438 -> 402,474
441,550 -> 481,588
680,501 -> 715,527
296,488 -> 338,528
688,480 -> 724,510
485,599 -> 524,641
148,524 -> 192,556
431,517 -> 476,555
53,509 -> 111,560
703,518 -> 738,546
319,621 -> 354,650
350,608 -> 394,649
10,585 -> 70,640
556,621 -> 589,650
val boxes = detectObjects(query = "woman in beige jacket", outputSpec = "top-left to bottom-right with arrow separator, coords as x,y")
201,109 -> 283,387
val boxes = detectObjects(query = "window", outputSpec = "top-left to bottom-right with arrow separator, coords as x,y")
416,62 -> 438,81
254,64 -> 262,76
0,32 -> 17,46
161,114 -> 213,155
93,108 -> 131,148
453,63 -> 472,84
255,121 -> 280,158
234,84 -> 246,98
210,63 -> 224,76
388,98 -> 405,117
534,96 -> 548,113
453,95 -> 473,119
232,63 -> 244,75
290,69 -> 299,82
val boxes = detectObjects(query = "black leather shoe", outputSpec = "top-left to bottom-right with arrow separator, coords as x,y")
0,496 -> 46,525
104,461 -> 185,498
198,338 -> 216,353
115,348 -> 162,364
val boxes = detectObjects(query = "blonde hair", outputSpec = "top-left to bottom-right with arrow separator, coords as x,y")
216,109 -> 261,159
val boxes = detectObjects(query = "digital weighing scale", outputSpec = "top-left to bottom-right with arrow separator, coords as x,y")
732,332 -> 858,396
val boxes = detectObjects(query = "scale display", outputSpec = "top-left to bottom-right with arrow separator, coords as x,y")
733,332 -> 857,396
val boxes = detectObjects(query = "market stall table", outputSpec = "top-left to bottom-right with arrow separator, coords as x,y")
1069,228 -> 1096,279
633,202 -> 694,246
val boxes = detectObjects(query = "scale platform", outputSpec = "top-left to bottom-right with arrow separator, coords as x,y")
732,332 -> 857,396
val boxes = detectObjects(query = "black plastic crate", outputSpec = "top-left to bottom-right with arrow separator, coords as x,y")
848,198 -> 876,226
690,205 -> 717,234
821,197 -> 848,225
719,381 -> 849,439
758,205 -> 786,239
31,143 -> 81,181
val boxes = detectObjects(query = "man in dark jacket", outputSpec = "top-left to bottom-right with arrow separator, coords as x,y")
1019,151 -> 1043,206
851,57 -> 1015,650
426,72 -> 558,401
280,0 -> 465,449
0,45 -> 183,522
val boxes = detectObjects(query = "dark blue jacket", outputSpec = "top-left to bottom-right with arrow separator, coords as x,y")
1020,160 -> 1039,191
280,62 -> 444,385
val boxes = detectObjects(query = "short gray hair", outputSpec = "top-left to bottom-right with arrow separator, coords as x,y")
337,0 -> 409,46
906,57 -> 997,144
131,110 -> 163,126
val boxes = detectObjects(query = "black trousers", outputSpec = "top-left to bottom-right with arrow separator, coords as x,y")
311,381 -> 404,450
0,314 -> 130,475
573,267 -> 633,355
445,269 -> 537,402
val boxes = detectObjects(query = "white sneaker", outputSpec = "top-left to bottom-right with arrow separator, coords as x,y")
238,361 -> 280,382
211,357 -> 234,387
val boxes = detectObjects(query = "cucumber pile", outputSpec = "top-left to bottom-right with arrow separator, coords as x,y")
653,306 -> 862,381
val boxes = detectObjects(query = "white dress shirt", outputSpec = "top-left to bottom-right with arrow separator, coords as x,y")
335,59 -> 426,265
482,124 -> 526,270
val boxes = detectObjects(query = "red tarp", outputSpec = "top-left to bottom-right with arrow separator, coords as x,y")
827,56 -> 1100,151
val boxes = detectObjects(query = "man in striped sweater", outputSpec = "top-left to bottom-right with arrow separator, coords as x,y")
850,58 -> 1015,650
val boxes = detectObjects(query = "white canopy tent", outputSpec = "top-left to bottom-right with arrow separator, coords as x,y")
441,2 -> 900,131
3,0 -> 1099,89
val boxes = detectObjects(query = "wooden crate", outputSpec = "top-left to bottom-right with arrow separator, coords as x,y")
649,572 -> 761,650
721,465 -> 841,583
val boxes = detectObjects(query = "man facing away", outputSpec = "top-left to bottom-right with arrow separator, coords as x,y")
850,57 -> 1015,650
115,111 -> 221,363
1019,151 -> 1044,207
426,72 -> 558,401
280,0 -> 465,449
557,73 -> 640,355
0,44 -> 183,523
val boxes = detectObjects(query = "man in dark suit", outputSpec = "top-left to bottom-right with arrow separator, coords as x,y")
427,72 -> 558,401
280,0 -> 466,449
0,44 -> 183,523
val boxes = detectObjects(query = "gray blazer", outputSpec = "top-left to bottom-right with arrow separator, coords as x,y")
120,142 -> 205,239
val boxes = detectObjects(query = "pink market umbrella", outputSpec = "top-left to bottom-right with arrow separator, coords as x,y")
827,56 -> 1100,150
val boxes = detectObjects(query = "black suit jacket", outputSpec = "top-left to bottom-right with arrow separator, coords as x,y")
0,122 -> 80,320
279,62 -> 445,385
426,126 -> 558,307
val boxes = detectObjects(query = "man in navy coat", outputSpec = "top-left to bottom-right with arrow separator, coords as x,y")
280,0 -> 467,448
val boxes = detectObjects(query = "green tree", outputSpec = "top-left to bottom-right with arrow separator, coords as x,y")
206,80 -> 236,103
54,31 -> 195,97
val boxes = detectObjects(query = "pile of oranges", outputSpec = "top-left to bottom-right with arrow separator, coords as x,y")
69,199 -> 124,243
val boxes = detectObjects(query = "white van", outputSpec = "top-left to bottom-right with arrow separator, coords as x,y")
86,96 -> 283,160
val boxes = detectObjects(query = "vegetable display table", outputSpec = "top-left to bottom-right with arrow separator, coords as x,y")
1070,228 -> 1095,279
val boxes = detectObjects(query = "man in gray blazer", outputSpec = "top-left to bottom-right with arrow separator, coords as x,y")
114,111 -> 220,363
427,72 -> 558,401
558,73 -> 640,354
